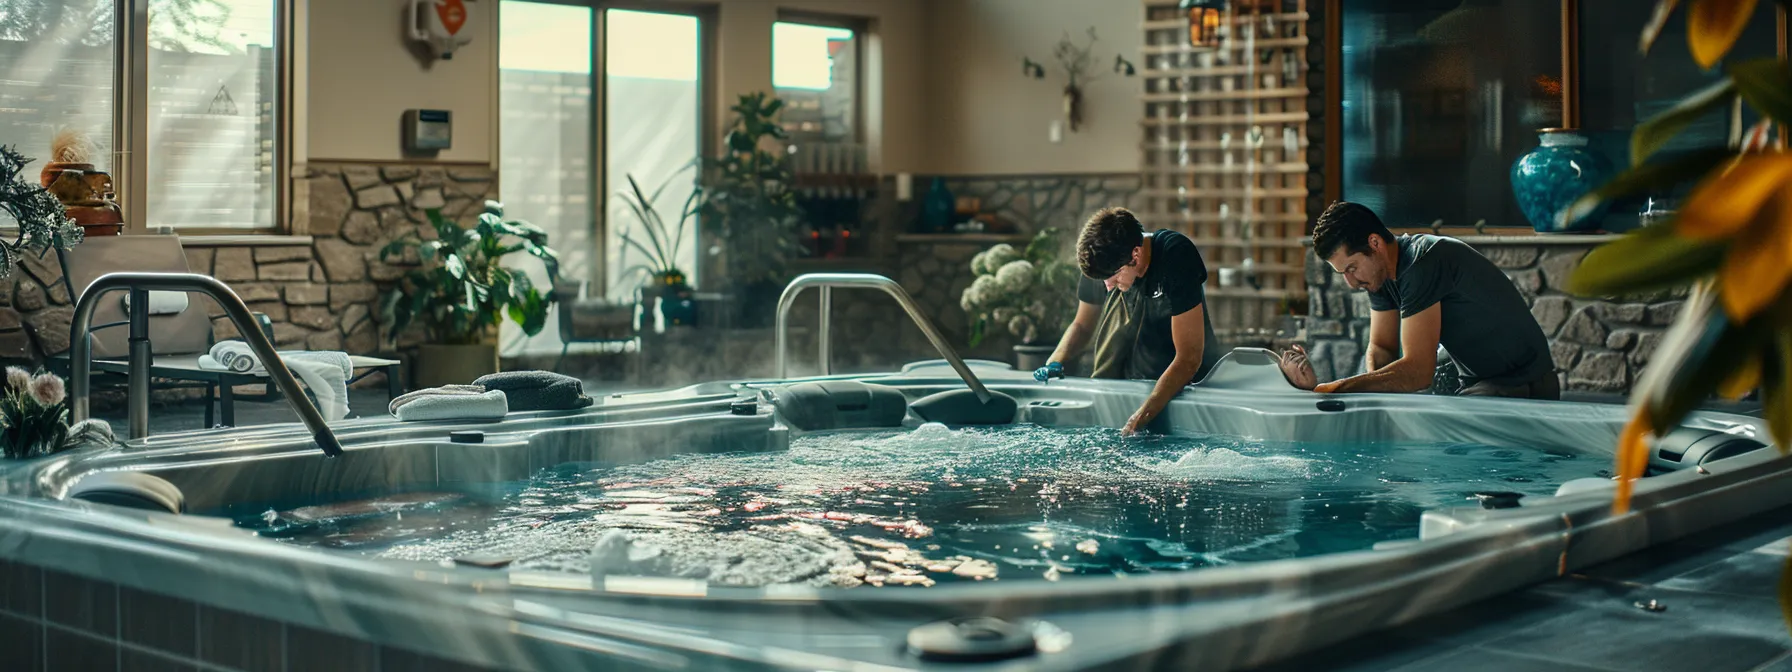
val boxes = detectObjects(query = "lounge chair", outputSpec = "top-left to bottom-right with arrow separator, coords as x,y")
35,233 -> 401,429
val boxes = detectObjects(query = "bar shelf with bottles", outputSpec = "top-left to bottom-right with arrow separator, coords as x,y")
789,140 -> 875,260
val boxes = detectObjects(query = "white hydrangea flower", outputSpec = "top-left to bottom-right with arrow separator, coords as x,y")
994,260 -> 1035,293
1007,314 -> 1034,339
984,244 -> 1021,270
992,307 -> 1017,324
962,275 -> 998,312
970,250 -> 991,276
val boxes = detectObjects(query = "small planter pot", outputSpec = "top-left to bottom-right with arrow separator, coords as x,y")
414,343 -> 499,389
1013,343 -> 1054,372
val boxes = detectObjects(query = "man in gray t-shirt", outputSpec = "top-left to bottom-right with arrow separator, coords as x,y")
1278,202 -> 1557,400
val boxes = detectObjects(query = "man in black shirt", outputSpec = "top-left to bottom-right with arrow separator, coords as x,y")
1036,207 -> 1222,433
1279,202 -> 1557,399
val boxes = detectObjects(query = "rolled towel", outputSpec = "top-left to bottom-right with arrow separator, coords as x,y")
394,389 -> 508,422
206,340 -> 259,373
472,371 -> 593,411
389,384 -> 488,415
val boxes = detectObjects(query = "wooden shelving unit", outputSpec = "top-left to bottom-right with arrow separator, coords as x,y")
1139,0 -> 1312,335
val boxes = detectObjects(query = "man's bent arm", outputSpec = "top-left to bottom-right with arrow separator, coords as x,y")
1049,300 -> 1103,369
1365,308 -> 1401,372
1126,304 -> 1206,432
1324,303 -> 1441,394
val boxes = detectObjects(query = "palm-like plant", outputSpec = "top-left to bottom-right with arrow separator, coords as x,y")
699,92 -> 806,286
1563,0 -> 1792,515
378,201 -> 560,345
615,168 -> 701,294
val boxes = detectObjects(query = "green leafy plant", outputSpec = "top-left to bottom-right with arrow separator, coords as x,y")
1559,0 -> 1792,516
0,367 -> 68,459
616,168 -> 699,293
960,228 -> 1080,346
0,145 -> 81,280
378,201 -> 560,345
699,92 -> 807,286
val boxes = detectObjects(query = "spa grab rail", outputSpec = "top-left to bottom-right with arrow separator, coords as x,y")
69,272 -> 343,457
774,273 -> 991,403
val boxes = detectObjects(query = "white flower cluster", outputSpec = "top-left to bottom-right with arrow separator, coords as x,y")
960,236 -> 1072,345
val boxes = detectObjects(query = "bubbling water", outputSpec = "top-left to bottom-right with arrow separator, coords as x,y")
231,424 -> 1593,587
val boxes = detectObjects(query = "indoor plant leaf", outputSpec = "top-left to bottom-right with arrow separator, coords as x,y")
1640,285 -> 1773,431
1631,77 -> 1736,165
1729,57 -> 1792,126
1687,0 -> 1760,68
1566,223 -> 1727,297
1558,148 -> 1735,226
1640,0 -> 1682,54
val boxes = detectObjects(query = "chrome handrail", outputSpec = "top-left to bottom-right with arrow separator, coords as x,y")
774,273 -> 991,403
69,272 -> 343,457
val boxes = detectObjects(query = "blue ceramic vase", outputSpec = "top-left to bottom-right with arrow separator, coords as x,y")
1510,129 -> 1613,233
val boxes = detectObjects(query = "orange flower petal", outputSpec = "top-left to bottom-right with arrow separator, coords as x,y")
1720,190 -> 1792,321
1612,410 -> 1654,515
1677,154 -> 1792,241
1688,0 -> 1761,68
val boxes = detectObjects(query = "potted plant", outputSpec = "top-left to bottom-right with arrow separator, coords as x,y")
616,170 -> 699,328
379,201 -> 559,388
0,145 -> 84,275
698,92 -> 807,327
960,228 -> 1080,371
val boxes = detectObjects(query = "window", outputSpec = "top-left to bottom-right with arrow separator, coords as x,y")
602,8 -> 702,297
1339,0 -> 1562,229
0,0 -> 117,226
146,0 -> 280,230
0,0 -> 287,232
773,19 -> 860,173
496,3 -> 705,355
498,0 -> 594,355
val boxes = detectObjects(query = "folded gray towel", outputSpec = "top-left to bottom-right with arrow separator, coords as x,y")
394,389 -> 508,422
389,384 -> 488,415
472,371 -> 592,411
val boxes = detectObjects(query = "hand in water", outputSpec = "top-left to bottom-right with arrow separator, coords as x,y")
1278,345 -> 1317,391
1034,360 -> 1064,382
1122,406 -> 1156,436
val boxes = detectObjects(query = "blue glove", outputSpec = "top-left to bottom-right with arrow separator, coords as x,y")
1034,361 -> 1064,382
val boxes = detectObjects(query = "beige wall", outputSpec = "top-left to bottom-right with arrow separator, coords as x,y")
923,0 -> 1143,175
300,0 -> 1140,174
305,0 -> 498,163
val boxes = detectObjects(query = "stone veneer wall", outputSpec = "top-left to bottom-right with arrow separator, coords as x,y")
1303,236 -> 1683,394
924,173 -> 1143,234
0,161 -> 496,388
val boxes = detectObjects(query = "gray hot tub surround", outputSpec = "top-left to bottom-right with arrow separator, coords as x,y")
0,348 -> 1784,671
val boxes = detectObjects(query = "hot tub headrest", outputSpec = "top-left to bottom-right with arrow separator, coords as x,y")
1650,425 -> 1768,472
67,471 -> 186,514
910,388 -> 1018,426
773,380 -> 909,431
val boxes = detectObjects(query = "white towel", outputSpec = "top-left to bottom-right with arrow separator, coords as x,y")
197,341 -> 354,422
121,291 -> 190,317
394,389 -> 508,422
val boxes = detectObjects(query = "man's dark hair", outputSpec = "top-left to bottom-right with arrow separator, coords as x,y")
1077,207 -> 1146,279
1311,201 -> 1394,260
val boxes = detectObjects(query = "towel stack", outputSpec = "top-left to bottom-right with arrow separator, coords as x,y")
198,341 -> 354,422
389,384 -> 509,422
472,371 -> 592,411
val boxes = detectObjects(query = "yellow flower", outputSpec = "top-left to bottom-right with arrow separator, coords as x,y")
1674,153 -> 1792,321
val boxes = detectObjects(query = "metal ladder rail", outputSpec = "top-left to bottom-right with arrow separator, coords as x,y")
69,272 -> 344,457
773,273 -> 992,403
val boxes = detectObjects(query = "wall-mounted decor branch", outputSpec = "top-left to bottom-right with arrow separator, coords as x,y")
1021,27 -> 1136,133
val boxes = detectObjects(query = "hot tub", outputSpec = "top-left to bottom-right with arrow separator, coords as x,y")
1,349 -> 1784,671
